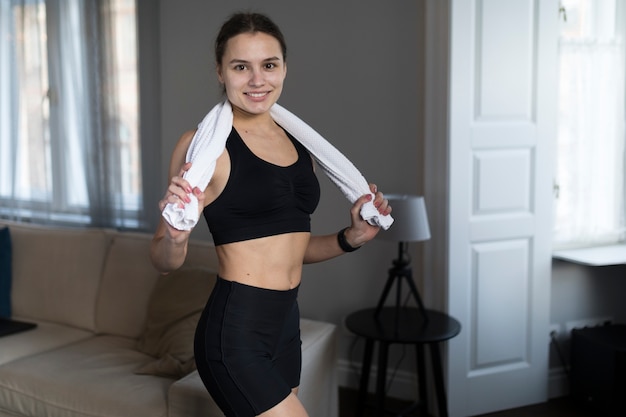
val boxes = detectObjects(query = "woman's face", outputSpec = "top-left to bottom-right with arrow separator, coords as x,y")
217,32 -> 287,117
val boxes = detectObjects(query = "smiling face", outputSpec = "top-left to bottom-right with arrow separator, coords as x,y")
217,32 -> 287,118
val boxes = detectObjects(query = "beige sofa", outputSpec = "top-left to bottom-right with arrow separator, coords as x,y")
0,220 -> 338,417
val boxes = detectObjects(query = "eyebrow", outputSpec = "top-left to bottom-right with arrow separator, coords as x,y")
228,56 -> 282,65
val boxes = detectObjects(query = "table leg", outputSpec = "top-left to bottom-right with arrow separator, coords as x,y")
415,344 -> 428,414
356,339 -> 374,416
430,343 -> 449,417
376,342 -> 389,416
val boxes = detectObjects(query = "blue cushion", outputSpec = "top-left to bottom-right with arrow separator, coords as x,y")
0,227 -> 12,318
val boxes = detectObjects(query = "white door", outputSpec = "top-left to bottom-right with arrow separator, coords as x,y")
424,1 -> 559,416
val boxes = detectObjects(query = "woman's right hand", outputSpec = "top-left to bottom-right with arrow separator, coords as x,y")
157,162 -> 205,241
158,162 -> 194,212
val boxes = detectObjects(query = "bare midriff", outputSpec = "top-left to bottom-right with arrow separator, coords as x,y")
215,232 -> 310,290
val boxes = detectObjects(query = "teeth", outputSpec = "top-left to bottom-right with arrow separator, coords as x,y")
247,92 -> 266,98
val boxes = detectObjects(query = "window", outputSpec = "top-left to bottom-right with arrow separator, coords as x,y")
555,0 -> 626,248
0,0 -> 141,228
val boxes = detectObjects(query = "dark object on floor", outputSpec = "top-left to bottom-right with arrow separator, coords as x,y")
570,324 -> 626,417
0,318 -> 37,337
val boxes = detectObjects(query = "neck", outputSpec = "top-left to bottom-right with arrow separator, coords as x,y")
232,106 -> 276,132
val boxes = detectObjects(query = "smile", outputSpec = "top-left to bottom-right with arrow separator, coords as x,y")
245,92 -> 269,98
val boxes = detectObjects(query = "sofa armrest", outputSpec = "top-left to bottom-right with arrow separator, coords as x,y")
168,371 -> 222,417
299,318 -> 339,417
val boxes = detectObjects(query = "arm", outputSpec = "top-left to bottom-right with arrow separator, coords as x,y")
150,130 -> 204,273
303,184 -> 391,264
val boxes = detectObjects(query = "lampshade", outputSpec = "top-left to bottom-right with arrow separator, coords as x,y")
377,194 -> 431,242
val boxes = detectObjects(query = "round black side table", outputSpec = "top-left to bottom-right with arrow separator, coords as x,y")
345,307 -> 461,417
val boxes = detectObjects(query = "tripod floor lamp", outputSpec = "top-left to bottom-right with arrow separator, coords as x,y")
346,195 -> 461,417
374,194 -> 431,321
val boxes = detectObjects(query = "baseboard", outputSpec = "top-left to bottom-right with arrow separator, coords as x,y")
337,358 -> 418,400
339,360 -> 570,401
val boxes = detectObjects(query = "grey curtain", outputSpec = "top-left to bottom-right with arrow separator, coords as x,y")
0,0 -> 142,229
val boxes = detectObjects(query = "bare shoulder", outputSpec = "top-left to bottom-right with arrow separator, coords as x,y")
173,129 -> 196,156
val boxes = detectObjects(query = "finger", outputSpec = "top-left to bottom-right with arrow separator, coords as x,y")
179,162 -> 192,177
193,187 -> 205,214
350,193 -> 373,220
355,192 -> 373,207
379,199 -> 391,215
368,183 -> 386,208
166,183 -> 192,202
169,175 -> 193,195
161,194 -> 184,210
158,194 -> 182,211
373,192 -> 385,207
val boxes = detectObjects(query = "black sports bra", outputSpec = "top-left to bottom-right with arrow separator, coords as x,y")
203,127 -> 320,245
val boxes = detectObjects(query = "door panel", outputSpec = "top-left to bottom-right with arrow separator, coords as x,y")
441,1 -> 558,415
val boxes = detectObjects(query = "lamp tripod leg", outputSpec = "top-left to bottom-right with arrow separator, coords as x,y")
402,271 -> 429,321
374,269 -> 398,317
374,241 -> 429,321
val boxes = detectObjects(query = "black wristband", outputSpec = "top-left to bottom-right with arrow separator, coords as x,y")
337,227 -> 360,252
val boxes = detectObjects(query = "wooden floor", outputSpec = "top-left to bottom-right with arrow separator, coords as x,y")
338,387 -> 598,417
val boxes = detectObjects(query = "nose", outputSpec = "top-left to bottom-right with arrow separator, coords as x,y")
249,68 -> 264,87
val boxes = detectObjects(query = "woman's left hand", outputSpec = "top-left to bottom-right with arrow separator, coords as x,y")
343,184 -> 391,248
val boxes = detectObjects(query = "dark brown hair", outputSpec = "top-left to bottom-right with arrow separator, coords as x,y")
215,12 -> 287,66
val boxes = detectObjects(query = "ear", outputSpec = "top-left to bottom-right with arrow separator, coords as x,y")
216,64 -> 224,84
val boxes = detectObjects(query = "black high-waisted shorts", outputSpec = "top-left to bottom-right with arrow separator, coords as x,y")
194,277 -> 302,417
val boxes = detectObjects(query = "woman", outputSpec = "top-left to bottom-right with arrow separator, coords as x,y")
151,12 -> 391,417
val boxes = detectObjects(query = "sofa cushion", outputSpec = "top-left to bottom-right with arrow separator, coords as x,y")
96,233 -> 162,338
8,223 -> 110,331
0,320 -> 92,366
0,335 -> 171,417
135,267 -> 216,378
0,227 -> 11,318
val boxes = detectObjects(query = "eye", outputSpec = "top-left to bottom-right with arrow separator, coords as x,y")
234,64 -> 246,71
264,63 -> 277,70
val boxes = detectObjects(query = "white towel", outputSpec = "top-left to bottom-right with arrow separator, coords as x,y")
162,100 -> 394,231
